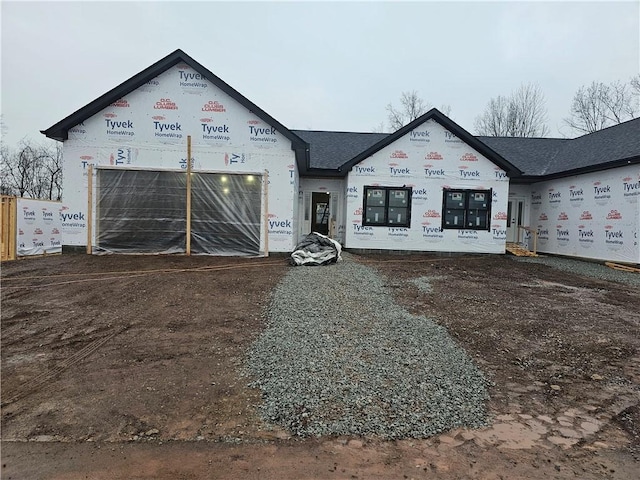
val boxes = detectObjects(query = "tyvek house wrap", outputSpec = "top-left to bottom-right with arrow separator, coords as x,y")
62,63 -> 298,254
527,165 -> 640,263
16,198 -> 63,257
345,119 -> 510,253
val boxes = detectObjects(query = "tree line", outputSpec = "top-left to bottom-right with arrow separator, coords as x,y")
1,76 -> 638,201
1,136 -> 63,200
385,75 -> 640,137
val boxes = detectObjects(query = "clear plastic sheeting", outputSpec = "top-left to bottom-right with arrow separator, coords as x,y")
290,232 -> 342,266
97,169 -> 186,253
191,173 -> 261,256
95,168 -> 262,256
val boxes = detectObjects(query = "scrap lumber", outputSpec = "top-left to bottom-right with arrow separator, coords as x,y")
604,262 -> 640,273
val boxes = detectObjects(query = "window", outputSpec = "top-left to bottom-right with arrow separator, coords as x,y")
442,189 -> 492,230
362,186 -> 412,227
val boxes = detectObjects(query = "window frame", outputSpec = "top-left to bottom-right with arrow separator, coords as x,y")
441,188 -> 492,231
362,186 -> 412,228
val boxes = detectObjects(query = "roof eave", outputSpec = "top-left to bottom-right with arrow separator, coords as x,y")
340,108 -> 523,177
42,49 -> 187,141
41,49 -> 308,150
301,167 -> 345,178
511,156 -> 640,184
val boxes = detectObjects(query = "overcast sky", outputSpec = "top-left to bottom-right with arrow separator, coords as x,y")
1,0 -> 638,147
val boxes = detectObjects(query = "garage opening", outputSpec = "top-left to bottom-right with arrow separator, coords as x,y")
95,168 -> 263,256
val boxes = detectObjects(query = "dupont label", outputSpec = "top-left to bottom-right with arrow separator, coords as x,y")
623,175 -> 640,203
422,222 -> 444,243
593,181 -> 612,205
568,185 -> 584,207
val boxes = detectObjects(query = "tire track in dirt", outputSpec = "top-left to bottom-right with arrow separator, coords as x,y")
1,327 -> 126,407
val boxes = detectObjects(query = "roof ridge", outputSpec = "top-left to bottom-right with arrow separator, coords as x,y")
292,129 -> 390,135
477,135 -> 569,141
573,115 -> 640,139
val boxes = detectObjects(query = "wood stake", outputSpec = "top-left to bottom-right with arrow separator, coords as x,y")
87,165 -> 93,254
186,135 -> 192,256
263,170 -> 269,256
1,196 -> 17,261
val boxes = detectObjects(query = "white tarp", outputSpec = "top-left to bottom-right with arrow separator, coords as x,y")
527,165 -> 639,263
16,198 -> 63,256
290,232 -> 342,266
62,63 -> 298,253
345,119 -> 510,253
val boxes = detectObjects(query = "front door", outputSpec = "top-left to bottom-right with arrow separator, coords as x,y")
311,192 -> 330,235
507,198 -> 525,242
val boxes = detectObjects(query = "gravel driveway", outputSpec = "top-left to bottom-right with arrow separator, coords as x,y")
248,254 -> 489,438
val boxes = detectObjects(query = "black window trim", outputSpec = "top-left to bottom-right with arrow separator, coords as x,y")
362,185 -> 412,228
441,187 -> 492,231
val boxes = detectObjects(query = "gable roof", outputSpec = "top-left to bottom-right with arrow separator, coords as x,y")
42,49 -> 638,182
41,49 -> 310,170
546,117 -> 640,176
339,108 -> 523,177
479,116 -> 640,181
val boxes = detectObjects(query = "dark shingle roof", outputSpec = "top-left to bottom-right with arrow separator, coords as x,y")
546,117 -> 640,175
479,117 -> 640,178
295,109 -> 523,178
478,137 -> 570,176
292,130 -> 388,170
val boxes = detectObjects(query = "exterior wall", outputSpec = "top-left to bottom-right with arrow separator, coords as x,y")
15,198 -> 63,257
527,165 -> 639,263
508,184 -> 532,202
345,119 -> 510,253
297,177 -> 346,244
61,63 -> 298,253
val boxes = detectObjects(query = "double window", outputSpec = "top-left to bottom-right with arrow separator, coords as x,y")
362,186 -> 412,227
442,189 -> 492,230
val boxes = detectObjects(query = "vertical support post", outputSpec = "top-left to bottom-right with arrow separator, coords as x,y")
86,165 -> 93,254
9,196 -> 16,260
1,196 -> 17,261
263,170 -> 269,256
186,135 -> 192,256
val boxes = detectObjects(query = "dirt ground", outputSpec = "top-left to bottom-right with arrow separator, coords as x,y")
1,252 -> 639,479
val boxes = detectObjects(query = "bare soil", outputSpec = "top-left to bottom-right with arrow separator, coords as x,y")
1,253 -> 639,479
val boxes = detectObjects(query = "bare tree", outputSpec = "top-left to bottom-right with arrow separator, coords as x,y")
473,95 -> 511,137
371,121 -> 387,134
44,143 -> 63,201
0,140 -> 63,200
387,91 -> 427,131
564,79 -> 639,134
386,91 -> 452,131
475,83 -> 549,137
0,115 -> 7,139
631,74 -> 640,97
0,143 -> 12,195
